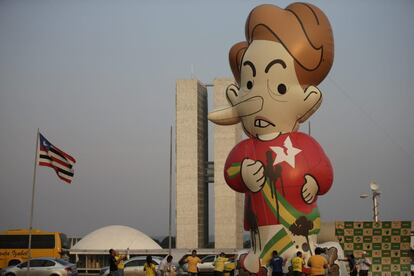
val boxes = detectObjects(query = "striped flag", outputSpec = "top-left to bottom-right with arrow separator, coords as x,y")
38,133 -> 76,183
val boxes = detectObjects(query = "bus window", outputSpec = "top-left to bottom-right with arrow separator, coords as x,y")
0,235 -> 54,249
0,235 -> 28,248
32,235 -> 55,248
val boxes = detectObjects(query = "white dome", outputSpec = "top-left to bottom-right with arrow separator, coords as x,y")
72,225 -> 162,250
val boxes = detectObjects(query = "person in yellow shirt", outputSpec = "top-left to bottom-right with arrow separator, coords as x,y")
307,247 -> 328,276
213,252 -> 229,276
144,255 -> 157,276
185,250 -> 202,276
115,252 -> 126,276
291,251 -> 305,276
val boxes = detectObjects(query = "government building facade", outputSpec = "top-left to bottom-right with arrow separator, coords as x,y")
175,78 -> 244,249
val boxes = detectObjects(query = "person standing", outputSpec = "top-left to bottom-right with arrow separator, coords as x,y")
320,248 -> 329,276
268,250 -> 284,276
357,252 -> 371,276
185,250 -> 202,276
307,247 -> 328,276
159,255 -> 175,276
144,256 -> 157,276
291,251 -> 305,276
339,254 -> 357,276
115,252 -> 126,276
109,249 -> 119,276
347,254 -> 357,276
213,252 -> 229,276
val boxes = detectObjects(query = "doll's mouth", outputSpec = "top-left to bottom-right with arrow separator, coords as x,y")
254,118 -> 275,128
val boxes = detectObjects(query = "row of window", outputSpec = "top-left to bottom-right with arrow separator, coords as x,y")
0,235 -> 55,249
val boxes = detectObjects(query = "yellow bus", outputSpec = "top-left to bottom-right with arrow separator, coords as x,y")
0,229 -> 70,268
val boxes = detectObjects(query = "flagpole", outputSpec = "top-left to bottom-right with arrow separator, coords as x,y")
168,125 -> 172,255
27,128 -> 39,275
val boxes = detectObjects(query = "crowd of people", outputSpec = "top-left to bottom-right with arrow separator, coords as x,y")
108,249 -> 175,276
107,247 -> 371,276
267,248 -> 371,276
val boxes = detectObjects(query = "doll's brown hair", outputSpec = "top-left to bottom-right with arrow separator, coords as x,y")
229,3 -> 334,87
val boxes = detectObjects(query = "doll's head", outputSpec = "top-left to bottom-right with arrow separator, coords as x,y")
209,3 -> 334,140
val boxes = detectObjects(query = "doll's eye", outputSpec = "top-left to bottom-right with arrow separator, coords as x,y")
277,83 -> 287,94
246,81 -> 253,90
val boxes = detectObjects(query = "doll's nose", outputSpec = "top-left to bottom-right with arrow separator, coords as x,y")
208,96 -> 263,125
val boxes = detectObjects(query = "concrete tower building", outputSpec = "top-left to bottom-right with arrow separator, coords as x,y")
176,80 -> 209,248
175,78 -> 243,249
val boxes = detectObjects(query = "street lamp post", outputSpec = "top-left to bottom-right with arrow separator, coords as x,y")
370,181 -> 380,222
360,181 -> 381,222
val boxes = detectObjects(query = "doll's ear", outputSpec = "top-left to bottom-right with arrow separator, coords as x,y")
298,85 -> 322,123
225,83 -> 240,106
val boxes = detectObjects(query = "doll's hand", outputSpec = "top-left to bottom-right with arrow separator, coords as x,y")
302,175 -> 319,204
241,159 -> 265,192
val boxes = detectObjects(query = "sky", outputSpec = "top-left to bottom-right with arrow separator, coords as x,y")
0,0 -> 413,239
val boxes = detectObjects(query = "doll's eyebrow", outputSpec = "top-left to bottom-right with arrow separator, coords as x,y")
243,61 -> 256,77
265,59 -> 287,73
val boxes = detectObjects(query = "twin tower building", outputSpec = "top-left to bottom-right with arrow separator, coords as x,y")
176,79 -> 244,249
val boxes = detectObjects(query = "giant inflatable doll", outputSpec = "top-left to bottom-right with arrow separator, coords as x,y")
208,3 -> 334,274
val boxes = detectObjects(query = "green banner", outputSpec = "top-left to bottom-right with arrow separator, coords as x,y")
335,221 -> 411,275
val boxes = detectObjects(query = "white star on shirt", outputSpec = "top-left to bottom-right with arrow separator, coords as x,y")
270,136 -> 302,168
